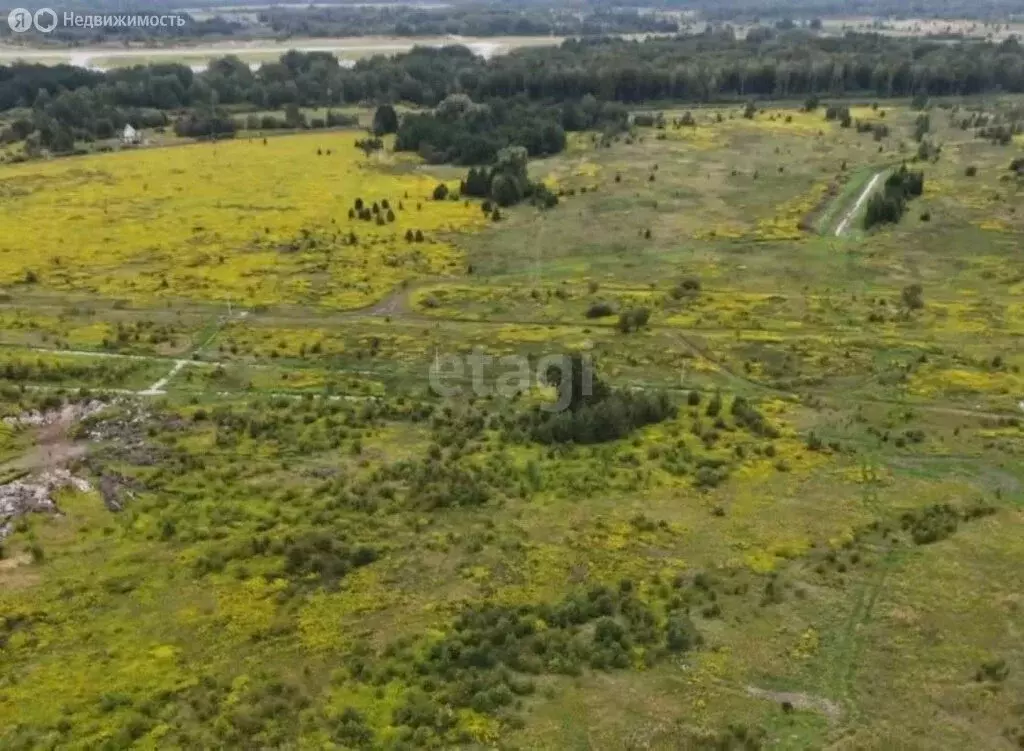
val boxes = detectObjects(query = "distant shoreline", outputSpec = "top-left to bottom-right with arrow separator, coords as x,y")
0,34 -> 567,71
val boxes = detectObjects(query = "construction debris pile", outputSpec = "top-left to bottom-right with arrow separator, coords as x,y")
2,400 -> 109,429
0,469 -> 91,539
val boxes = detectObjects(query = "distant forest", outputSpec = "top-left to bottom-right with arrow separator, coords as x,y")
258,6 -> 680,39
2,0 -> 1023,20
638,0 -> 1024,21
1,31 -> 1023,160
0,7 -> 680,44
1,0 -> 1022,44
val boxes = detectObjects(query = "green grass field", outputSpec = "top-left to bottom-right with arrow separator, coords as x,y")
0,98 -> 1022,749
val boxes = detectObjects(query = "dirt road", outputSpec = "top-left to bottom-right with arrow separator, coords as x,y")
835,170 -> 885,236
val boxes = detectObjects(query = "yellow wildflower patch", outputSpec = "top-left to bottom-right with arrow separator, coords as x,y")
0,132 -> 488,309
756,181 -> 831,240
909,367 -> 1024,397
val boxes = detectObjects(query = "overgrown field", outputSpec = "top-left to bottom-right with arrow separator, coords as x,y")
0,131 -> 486,309
1,98 -> 1023,750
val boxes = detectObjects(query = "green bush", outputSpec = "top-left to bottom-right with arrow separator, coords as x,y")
586,302 -> 616,318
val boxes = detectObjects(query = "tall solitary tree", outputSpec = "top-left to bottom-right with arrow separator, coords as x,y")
372,104 -> 399,136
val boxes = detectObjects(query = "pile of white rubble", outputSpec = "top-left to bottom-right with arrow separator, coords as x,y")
0,470 -> 92,539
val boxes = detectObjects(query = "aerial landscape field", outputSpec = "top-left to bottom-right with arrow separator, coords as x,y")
0,5 -> 1023,750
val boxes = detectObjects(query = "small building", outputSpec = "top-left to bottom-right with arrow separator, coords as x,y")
121,124 -> 141,145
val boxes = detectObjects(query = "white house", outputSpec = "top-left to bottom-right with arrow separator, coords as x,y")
121,124 -> 141,145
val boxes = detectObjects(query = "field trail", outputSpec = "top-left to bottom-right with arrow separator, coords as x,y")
11,329 -> 1024,422
835,170 -> 886,236
140,360 -> 190,396
362,285 -> 412,317
745,686 -> 844,723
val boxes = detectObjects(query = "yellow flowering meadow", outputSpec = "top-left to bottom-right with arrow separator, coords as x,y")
0,132 -> 488,309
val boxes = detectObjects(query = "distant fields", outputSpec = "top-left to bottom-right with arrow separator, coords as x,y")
0,98 -> 1022,749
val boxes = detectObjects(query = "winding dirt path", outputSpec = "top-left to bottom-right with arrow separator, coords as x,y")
835,170 -> 886,237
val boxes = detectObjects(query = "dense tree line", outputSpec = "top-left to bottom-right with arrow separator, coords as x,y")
471,33 -> 1024,102
614,0 -> 1024,22
5,33 -> 1024,115
261,6 -> 680,38
0,63 -> 102,111
0,5 -> 679,45
394,92 -> 626,164
3,32 -> 1024,156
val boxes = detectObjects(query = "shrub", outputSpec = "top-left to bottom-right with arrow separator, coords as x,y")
586,302 -> 616,319
665,612 -> 702,652
731,395 -> 777,438
670,276 -> 701,299
900,504 -> 959,545
901,283 -> 924,310
975,658 -> 1010,683
694,465 -> 727,489
617,307 -> 650,333
330,708 -> 374,746
354,137 -> 383,153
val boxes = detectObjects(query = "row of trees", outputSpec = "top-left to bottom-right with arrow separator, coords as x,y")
240,105 -> 359,132
0,5 -> 681,46
6,32 -> 1024,115
261,6 -> 681,39
4,32 -> 1024,158
864,165 -> 925,230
